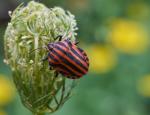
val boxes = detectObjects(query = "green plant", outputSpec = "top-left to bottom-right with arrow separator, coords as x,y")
4,1 -> 78,115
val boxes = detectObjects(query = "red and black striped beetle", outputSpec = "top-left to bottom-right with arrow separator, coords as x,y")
42,35 -> 89,79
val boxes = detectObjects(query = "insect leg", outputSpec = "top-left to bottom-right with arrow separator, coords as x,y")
49,66 -> 53,70
67,76 -> 76,79
75,41 -> 79,45
40,55 -> 48,69
54,35 -> 63,41
54,71 -> 59,77
41,55 -> 48,61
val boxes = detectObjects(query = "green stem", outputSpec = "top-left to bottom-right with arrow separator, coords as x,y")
34,113 -> 45,115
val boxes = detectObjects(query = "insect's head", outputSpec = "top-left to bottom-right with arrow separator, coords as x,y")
47,43 -> 55,51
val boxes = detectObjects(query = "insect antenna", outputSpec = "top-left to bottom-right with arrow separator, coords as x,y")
29,46 -> 47,54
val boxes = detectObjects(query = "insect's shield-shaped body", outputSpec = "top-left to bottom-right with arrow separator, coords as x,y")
47,39 -> 89,79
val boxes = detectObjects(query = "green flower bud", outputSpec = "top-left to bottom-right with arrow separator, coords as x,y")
4,1 -> 77,114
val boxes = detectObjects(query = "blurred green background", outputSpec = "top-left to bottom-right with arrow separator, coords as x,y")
1,0 -> 150,115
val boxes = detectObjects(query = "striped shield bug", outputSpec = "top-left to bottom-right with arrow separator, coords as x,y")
31,34 -> 89,79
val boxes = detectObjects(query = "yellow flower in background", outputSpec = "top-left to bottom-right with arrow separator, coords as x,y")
87,45 -> 117,73
0,74 -> 15,106
0,110 -> 7,115
108,19 -> 149,54
137,75 -> 150,97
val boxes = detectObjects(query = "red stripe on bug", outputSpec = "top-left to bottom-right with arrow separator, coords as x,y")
70,51 -> 88,69
56,44 -> 88,70
72,45 -> 88,62
48,57 -> 77,76
50,51 -> 83,77
73,46 -> 89,68
48,56 -> 59,65
78,47 -> 89,66
55,67 -> 70,76
53,48 -> 87,74
48,57 -> 75,77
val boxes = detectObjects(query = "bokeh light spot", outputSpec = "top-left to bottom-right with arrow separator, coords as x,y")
87,45 -> 117,74
137,75 -> 150,97
0,110 -> 7,115
0,74 -> 15,106
108,19 -> 149,54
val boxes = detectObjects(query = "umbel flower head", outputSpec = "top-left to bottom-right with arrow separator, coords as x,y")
4,1 -> 77,114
